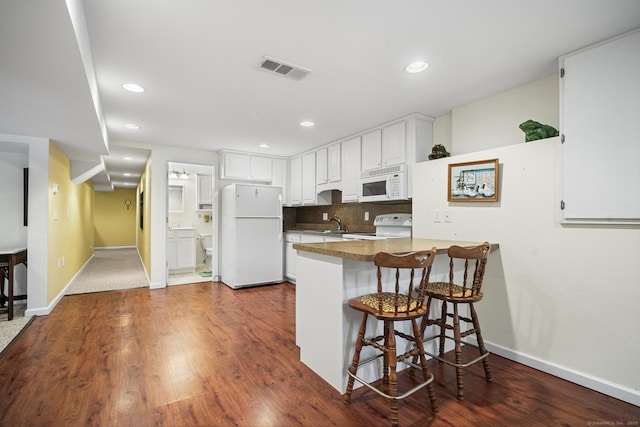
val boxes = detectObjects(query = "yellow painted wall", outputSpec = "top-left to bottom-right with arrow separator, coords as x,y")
137,156 -> 152,276
94,188 -> 137,247
47,142 -> 94,303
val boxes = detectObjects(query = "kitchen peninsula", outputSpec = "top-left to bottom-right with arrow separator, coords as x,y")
293,237 -> 496,393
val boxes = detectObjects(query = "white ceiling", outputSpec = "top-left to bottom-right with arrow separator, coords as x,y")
1,1 -> 639,189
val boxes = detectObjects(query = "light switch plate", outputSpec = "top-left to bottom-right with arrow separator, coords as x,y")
322,212 -> 328,221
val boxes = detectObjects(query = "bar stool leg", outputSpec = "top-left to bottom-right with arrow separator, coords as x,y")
438,301 -> 448,357
452,303 -> 465,401
470,303 -> 493,383
343,313 -> 369,404
386,321 -> 399,427
411,318 -> 438,412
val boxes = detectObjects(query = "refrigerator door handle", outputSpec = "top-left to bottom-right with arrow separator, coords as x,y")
278,194 -> 283,242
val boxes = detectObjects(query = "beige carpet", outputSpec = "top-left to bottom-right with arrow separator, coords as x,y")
66,248 -> 149,295
0,303 -> 33,356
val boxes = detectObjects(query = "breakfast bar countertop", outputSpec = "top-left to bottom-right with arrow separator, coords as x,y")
292,238 -> 496,262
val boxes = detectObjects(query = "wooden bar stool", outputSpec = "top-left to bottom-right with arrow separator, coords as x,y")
343,249 -> 439,427
419,242 -> 492,401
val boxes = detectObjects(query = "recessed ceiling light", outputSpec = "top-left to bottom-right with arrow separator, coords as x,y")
124,123 -> 140,130
259,143 -> 270,148
405,61 -> 429,73
124,173 -> 131,176
123,156 -> 134,161
300,121 -> 315,127
122,83 -> 145,93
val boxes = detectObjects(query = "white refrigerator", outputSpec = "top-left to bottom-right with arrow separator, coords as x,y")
220,183 -> 283,289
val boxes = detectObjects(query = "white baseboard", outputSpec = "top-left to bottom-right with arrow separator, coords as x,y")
481,340 -> 640,407
149,282 -> 166,289
94,245 -> 137,250
25,253 -> 95,317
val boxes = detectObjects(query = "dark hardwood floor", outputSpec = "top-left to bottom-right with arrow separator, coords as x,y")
0,282 -> 638,426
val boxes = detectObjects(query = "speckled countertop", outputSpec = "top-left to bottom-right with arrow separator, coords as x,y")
293,238 -> 496,262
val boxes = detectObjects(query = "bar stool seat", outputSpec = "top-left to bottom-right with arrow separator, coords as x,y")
343,249 -> 439,427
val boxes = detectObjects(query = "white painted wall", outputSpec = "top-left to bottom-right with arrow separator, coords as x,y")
413,138 -> 640,402
450,74 -> 559,155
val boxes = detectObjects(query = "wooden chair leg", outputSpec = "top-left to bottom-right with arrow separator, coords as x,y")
386,321 -> 399,427
452,303 -> 465,401
383,321 -> 390,385
411,318 -> 438,413
470,303 -> 493,383
438,301 -> 448,357
343,312 -> 369,404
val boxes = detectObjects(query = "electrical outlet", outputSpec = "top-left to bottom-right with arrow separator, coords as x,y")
322,212 -> 328,221
364,212 -> 369,221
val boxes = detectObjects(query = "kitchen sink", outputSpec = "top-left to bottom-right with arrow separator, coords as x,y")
290,229 -> 348,235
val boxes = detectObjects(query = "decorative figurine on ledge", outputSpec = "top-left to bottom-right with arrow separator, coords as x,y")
428,144 -> 450,160
519,119 -> 559,142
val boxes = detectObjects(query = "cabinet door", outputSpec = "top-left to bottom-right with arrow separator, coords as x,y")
382,121 -> 406,167
250,155 -> 272,181
361,129 -> 382,171
175,237 -> 196,269
341,136 -> 361,202
316,148 -> 328,185
285,243 -> 297,280
302,152 -> 316,204
196,175 -> 213,210
289,156 -> 302,205
328,144 -> 341,182
271,158 -> 288,205
222,152 -> 250,179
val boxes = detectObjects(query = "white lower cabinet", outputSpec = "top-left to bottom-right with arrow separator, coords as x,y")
168,228 -> 196,274
285,232 -> 344,283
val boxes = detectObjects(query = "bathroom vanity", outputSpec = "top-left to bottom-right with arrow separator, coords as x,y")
167,227 -> 196,273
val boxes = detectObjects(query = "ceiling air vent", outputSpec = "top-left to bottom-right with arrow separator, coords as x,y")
259,56 -> 311,81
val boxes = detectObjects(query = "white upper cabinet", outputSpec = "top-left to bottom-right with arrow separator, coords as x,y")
316,148 -> 328,185
327,143 -> 341,182
289,156 -> 302,206
250,155 -> 272,181
221,151 -> 250,179
219,150 -> 272,181
302,152 -> 316,204
360,115 -> 432,174
361,129 -> 382,171
341,136 -> 361,203
381,121 -> 406,167
196,174 -> 213,211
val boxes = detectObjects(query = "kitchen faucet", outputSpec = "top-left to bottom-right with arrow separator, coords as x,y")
329,215 -> 347,232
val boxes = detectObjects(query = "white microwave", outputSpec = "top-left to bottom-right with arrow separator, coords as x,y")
359,164 -> 408,202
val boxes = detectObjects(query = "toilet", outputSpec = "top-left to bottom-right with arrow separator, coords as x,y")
199,233 -> 213,263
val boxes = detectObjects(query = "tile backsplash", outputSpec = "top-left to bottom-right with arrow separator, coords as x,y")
283,190 -> 411,233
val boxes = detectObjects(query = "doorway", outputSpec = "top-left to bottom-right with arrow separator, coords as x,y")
166,161 -> 216,286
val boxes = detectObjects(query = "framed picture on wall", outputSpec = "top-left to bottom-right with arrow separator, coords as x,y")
448,158 -> 499,202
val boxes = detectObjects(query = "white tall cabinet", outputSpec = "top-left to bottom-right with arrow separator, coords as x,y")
560,29 -> 640,223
